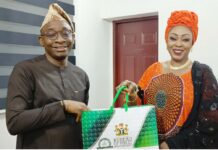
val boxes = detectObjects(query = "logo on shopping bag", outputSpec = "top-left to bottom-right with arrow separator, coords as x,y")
97,138 -> 113,149
114,123 -> 128,136
113,123 -> 132,147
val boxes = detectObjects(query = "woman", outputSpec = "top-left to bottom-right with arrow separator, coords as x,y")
117,10 -> 218,149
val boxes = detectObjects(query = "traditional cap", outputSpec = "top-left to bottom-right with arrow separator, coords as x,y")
40,3 -> 74,31
165,10 -> 198,43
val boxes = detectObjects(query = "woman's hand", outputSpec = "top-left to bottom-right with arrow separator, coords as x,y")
63,100 -> 89,122
160,141 -> 169,149
116,80 -> 138,105
116,80 -> 138,94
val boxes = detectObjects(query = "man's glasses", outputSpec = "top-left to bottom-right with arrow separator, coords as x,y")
41,30 -> 74,40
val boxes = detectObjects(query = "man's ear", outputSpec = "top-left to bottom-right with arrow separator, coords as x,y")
38,36 -> 44,47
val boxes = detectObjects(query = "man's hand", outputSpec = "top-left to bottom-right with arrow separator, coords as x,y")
63,100 -> 89,122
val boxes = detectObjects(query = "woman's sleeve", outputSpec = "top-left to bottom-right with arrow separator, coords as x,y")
196,65 -> 218,147
6,64 -> 66,135
137,62 -> 159,105
166,64 -> 218,148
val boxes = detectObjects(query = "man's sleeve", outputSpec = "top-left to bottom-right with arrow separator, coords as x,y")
6,64 -> 66,135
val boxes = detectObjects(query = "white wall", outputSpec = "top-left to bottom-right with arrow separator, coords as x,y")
0,111 -> 16,148
74,0 -> 113,109
74,0 -> 218,109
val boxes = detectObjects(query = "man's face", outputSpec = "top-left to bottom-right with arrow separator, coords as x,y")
39,20 -> 74,61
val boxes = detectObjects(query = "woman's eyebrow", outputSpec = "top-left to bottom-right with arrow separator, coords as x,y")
170,33 -> 192,37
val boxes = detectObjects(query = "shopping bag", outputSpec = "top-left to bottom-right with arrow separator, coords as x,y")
82,86 -> 159,149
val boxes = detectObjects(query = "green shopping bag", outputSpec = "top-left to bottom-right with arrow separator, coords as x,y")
82,86 -> 159,149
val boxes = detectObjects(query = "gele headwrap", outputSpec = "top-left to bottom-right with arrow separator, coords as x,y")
165,10 -> 198,43
40,3 -> 74,31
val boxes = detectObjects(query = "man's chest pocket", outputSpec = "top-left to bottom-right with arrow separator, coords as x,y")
71,89 -> 86,102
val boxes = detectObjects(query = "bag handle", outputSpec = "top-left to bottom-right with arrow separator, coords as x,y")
110,85 -> 129,112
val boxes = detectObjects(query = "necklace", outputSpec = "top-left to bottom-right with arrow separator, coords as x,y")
169,59 -> 192,70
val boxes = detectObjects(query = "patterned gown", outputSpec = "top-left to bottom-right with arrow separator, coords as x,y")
138,62 -> 194,141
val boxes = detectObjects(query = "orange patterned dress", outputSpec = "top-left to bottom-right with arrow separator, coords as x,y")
137,62 -> 194,141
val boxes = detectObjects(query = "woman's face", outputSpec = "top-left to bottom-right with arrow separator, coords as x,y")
167,25 -> 193,63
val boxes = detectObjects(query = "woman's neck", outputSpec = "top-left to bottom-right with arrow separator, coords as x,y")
169,59 -> 191,70
161,60 -> 193,76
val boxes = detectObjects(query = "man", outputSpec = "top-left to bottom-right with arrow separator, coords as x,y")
6,3 -> 89,149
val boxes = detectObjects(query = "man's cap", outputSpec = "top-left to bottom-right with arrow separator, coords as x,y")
40,3 -> 74,31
